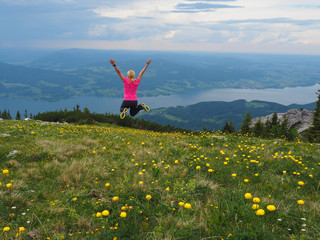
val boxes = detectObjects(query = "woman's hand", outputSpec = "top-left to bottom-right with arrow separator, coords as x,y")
147,59 -> 152,65
109,59 -> 116,65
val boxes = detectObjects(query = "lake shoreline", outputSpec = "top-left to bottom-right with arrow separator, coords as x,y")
1,84 -> 319,116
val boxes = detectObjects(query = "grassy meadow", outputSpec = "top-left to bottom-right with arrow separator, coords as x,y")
0,120 -> 319,239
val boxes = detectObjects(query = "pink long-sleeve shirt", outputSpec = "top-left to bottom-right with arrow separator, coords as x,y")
123,77 -> 141,101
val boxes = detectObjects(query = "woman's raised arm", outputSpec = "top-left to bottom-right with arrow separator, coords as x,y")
109,59 -> 125,82
138,59 -> 152,80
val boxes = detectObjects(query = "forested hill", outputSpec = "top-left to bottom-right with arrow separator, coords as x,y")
1,49 -> 320,100
139,100 -> 316,131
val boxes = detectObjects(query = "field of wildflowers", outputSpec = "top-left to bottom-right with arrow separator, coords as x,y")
0,120 -> 319,239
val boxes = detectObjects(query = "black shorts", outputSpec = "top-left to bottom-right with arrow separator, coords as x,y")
120,100 -> 143,116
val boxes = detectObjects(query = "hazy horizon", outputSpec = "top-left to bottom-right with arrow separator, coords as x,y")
2,47 -> 320,66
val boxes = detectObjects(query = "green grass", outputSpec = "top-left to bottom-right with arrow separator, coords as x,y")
0,120 -> 319,240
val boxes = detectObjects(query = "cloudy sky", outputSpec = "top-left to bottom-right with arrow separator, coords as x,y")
1,0 -> 320,54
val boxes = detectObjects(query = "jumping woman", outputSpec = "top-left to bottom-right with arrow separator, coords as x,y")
109,59 -> 151,119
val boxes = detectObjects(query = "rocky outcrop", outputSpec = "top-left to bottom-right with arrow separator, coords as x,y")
251,109 -> 313,133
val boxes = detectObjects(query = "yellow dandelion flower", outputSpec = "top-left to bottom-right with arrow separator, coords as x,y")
18,227 -> 25,232
3,227 -> 10,232
267,205 -> 276,211
112,196 -> 119,202
297,200 -> 304,205
102,210 -> 110,216
96,212 -> 102,217
256,209 -> 265,216
120,212 -> 127,218
179,202 -> 185,207
252,204 -> 259,210
105,183 -> 110,187
244,193 -> 252,199
232,173 -> 237,177
196,166 -> 201,170
2,169 -> 9,174
6,183 -> 12,188
146,195 -> 152,200
244,179 -> 249,183
298,181 -> 304,186
165,187 -> 170,192
208,169 -> 214,172
72,197 -> 78,201
184,203 -> 192,209
253,197 -> 260,203
139,181 -> 143,185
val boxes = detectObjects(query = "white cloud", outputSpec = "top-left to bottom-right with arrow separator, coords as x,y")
291,29 -> 320,45
164,30 -> 179,39
92,8 -> 137,19
88,24 -> 108,37
91,0 -> 181,21
228,37 -> 239,43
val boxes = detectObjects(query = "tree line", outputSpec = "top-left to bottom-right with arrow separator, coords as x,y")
31,105 -> 189,134
0,109 -> 32,120
223,112 -> 300,141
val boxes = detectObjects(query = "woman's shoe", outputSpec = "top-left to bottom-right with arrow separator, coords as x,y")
120,108 -> 128,119
141,103 -> 150,112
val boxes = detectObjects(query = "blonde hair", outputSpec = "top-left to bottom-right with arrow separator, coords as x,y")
127,70 -> 135,80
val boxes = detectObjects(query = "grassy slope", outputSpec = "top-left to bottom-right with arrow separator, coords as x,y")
0,120 -> 319,240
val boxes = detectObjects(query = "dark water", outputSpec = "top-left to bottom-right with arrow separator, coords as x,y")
1,84 -> 319,115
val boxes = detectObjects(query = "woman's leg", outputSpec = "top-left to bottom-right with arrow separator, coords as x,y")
120,101 -> 130,119
129,101 -> 144,116
120,101 -> 130,113
121,101 -> 148,117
